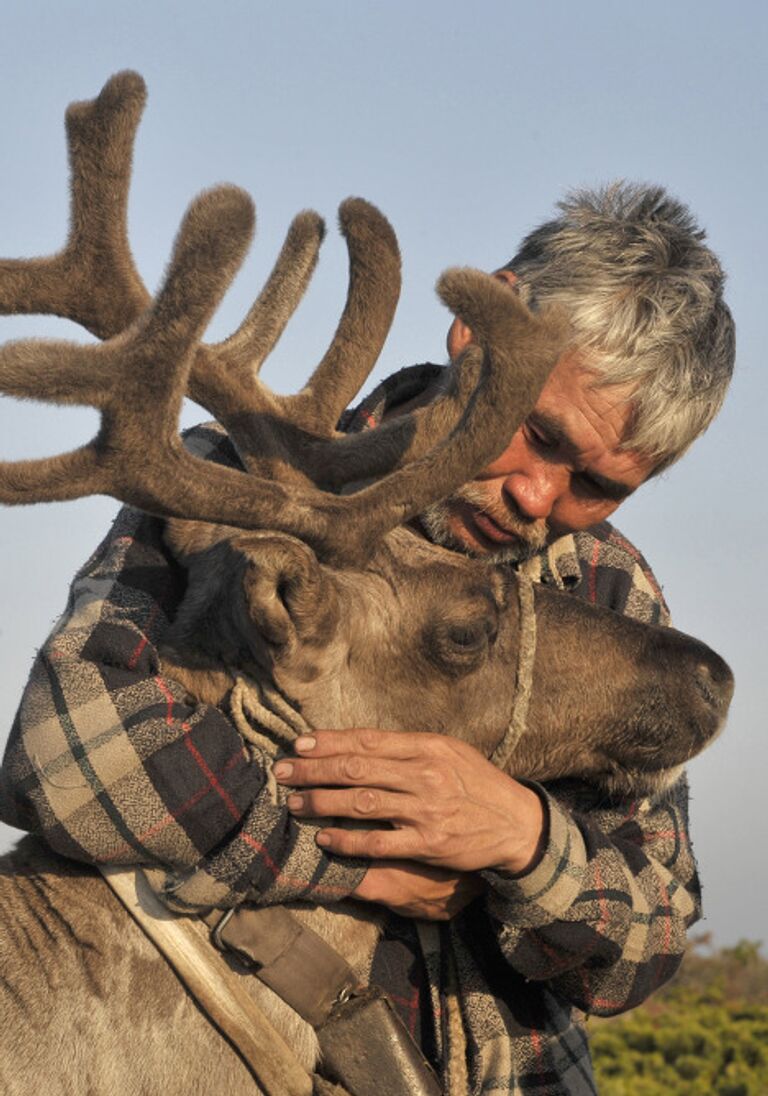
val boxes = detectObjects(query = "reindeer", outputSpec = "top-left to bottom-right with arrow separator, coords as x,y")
0,74 -> 733,1095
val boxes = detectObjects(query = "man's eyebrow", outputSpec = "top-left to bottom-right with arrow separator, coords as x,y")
527,411 -> 573,450
580,470 -> 634,502
527,411 -> 634,501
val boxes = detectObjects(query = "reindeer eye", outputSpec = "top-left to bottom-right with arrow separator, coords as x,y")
447,624 -> 486,649
425,616 -> 495,676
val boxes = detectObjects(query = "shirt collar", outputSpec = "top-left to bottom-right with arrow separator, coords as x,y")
518,535 -> 582,590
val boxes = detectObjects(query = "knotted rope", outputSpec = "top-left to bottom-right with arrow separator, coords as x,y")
490,572 -> 537,771
229,672 -> 314,802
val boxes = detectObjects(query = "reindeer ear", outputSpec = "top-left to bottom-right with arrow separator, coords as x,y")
236,533 -> 340,650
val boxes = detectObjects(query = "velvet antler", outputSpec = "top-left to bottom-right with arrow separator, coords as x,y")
0,72 -> 569,566
0,71 -> 150,337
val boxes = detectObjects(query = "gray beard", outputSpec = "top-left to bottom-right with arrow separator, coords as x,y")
420,484 -> 548,566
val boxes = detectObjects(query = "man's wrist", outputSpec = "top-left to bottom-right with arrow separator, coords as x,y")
493,780 -> 549,877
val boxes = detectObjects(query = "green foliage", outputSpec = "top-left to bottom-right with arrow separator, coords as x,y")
591,938 -> 768,1096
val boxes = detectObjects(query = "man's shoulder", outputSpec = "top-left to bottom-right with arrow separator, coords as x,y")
341,363 -> 445,432
576,521 -> 669,624
70,423 -> 243,636
532,522 -> 669,625
181,421 -> 243,466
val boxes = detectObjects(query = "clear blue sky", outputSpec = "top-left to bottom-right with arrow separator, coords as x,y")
0,0 -> 765,947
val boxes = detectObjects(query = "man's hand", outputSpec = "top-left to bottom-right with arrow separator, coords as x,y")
273,728 -> 546,876
352,861 -> 484,921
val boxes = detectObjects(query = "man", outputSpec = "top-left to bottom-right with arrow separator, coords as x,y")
0,182 -> 734,1093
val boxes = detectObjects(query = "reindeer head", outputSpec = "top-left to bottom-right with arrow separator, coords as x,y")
0,73 -> 734,797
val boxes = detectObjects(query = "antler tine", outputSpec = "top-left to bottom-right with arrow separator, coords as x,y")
288,198 -> 402,434
0,186 -> 255,506
0,71 -> 151,338
435,269 -> 571,427
190,198 -> 401,479
209,210 -> 326,376
187,210 -> 325,425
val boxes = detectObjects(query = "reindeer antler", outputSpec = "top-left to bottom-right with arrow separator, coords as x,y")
0,186 -> 256,503
0,73 -> 568,566
0,71 -> 150,337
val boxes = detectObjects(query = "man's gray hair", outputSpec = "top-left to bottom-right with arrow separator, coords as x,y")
506,182 -> 735,470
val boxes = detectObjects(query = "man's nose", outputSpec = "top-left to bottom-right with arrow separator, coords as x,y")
501,464 -> 564,521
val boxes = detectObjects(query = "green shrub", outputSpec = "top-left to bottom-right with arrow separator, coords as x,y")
590,940 -> 768,1096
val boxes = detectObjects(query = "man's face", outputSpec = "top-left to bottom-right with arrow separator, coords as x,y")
421,299 -> 655,563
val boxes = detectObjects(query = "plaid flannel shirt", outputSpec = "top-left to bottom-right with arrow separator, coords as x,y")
0,366 -> 702,1094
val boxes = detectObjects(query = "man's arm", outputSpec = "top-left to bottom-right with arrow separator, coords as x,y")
481,774 -> 699,1015
0,502 -> 366,912
351,779 -> 700,1019
277,727 -> 699,1015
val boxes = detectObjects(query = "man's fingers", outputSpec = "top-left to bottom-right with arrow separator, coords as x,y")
315,826 -> 415,860
292,727 -> 443,760
274,753 -> 425,793
287,787 -> 412,821
273,728 -> 473,792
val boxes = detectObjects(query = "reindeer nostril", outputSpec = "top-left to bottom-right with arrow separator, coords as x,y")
276,578 -> 291,608
694,654 -> 734,711
694,665 -> 716,709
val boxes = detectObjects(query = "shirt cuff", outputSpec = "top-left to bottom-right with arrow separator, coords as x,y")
481,782 -> 588,929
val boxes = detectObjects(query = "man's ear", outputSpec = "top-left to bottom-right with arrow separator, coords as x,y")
493,268 -> 518,290
446,315 -> 474,361
447,270 -> 519,361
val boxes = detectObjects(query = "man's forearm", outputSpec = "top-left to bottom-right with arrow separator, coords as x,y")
482,775 -> 701,1015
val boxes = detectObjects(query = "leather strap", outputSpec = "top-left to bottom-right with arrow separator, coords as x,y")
205,906 -> 443,1095
203,905 -> 359,1028
102,868 -> 442,1094
100,866 -> 314,1096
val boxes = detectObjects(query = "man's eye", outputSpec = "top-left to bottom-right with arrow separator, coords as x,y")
526,423 -> 555,450
572,474 -> 606,500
